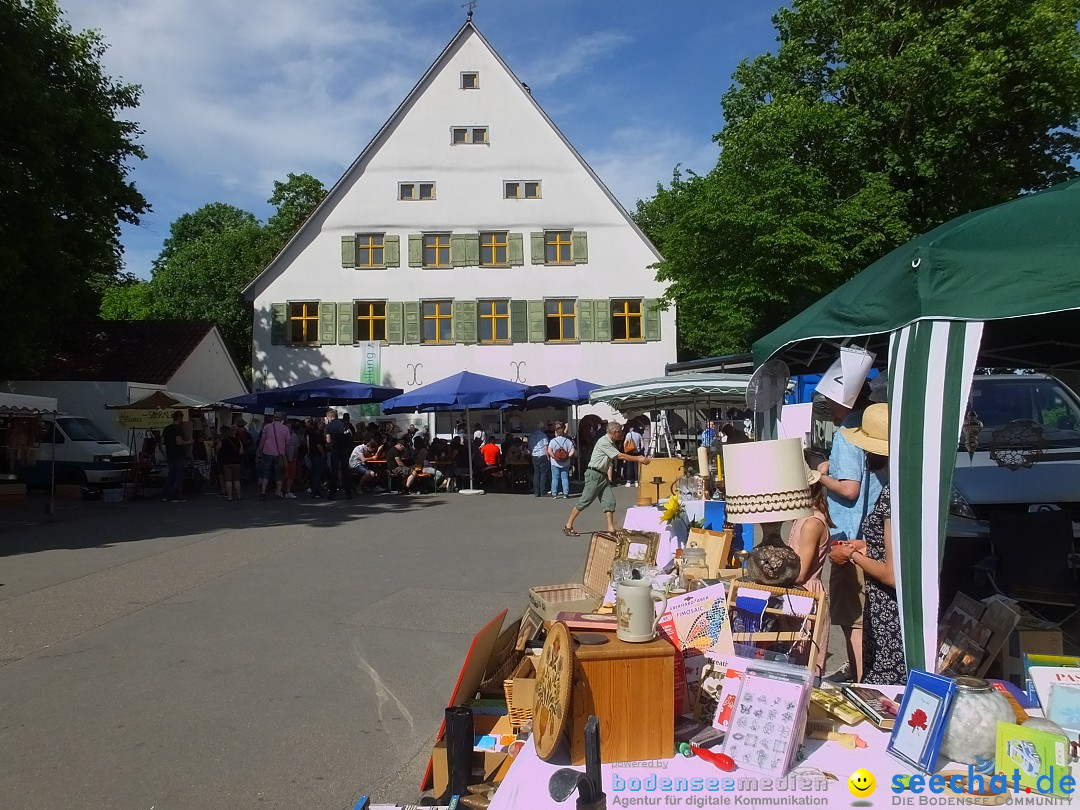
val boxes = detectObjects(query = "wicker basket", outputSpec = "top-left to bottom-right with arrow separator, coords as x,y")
503,656 -> 536,730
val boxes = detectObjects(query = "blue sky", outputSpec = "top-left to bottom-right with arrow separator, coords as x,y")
61,1 -> 782,279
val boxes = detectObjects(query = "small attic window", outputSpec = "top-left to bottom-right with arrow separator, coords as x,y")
461,72 -> 479,90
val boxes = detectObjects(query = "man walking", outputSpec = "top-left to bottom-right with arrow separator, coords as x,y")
528,421 -> 551,498
257,411 -> 291,500
161,410 -> 192,502
563,422 -> 649,535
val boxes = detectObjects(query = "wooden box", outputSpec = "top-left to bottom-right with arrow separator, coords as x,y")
568,629 -> 675,764
528,531 -> 617,622
430,713 -> 515,797
635,457 -> 685,505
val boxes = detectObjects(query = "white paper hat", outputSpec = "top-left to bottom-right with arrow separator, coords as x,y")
815,346 -> 876,408
722,438 -> 813,524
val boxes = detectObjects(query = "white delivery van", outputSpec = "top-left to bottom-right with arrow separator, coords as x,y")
23,415 -> 135,486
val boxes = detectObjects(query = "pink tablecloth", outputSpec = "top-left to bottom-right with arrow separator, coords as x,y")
489,719 -> 928,809
621,502 -> 705,568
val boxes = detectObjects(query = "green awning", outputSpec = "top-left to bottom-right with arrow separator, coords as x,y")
753,178 -> 1080,372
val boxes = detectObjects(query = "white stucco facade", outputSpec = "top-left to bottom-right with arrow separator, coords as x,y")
245,22 -> 675,408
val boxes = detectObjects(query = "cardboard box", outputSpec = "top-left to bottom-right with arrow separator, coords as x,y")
999,628 -> 1063,687
430,713 -> 515,797
528,531 -> 617,622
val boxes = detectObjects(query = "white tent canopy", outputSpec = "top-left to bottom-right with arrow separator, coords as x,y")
0,391 -> 58,414
588,373 -> 753,412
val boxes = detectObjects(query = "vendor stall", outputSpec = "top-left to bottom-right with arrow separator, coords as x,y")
0,392 -> 58,507
753,177 -> 1080,674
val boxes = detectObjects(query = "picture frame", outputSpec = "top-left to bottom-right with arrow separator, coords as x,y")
886,670 -> 957,774
514,607 -> 544,652
613,529 -> 660,565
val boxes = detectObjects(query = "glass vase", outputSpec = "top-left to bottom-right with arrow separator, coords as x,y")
940,677 -> 1014,766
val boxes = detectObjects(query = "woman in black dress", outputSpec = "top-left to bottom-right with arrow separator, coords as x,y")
828,404 -> 908,685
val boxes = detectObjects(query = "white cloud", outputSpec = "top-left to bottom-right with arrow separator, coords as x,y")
584,126 -> 719,212
521,30 -> 633,90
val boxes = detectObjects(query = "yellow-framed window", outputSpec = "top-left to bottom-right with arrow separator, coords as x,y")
356,234 -> 385,268
545,230 -> 572,264
461,72 -> 479,89
611,299 -> 643,341
288,301 -> 320,344
478,299 -> 510,344
480,231 -> 508,266
524,181 -> 541,199
545,299 -> 576,342
451,126 -> 488,144
355,301 -> 387,342
422,300 -> 454,344
400,182 -> 435,201
423,233 -> 451,267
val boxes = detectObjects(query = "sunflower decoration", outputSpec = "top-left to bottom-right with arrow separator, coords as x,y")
660,493 -> 684,526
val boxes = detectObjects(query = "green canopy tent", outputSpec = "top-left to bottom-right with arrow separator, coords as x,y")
753,177 -> 1080,672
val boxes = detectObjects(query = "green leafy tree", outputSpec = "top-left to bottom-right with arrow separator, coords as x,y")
0,0 -> 148,376
265,172 -> 327,248
99,275 -> 154,320
638,0 -> 1080,357
149,204 -> 273,370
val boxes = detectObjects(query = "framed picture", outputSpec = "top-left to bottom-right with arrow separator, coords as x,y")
614,529 -> 660,564
886,670 -> 957,774
514,607 -> 543,652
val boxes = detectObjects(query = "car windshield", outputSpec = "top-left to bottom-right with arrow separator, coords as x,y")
57,417 -> 113,442
965,378 -> 1080,448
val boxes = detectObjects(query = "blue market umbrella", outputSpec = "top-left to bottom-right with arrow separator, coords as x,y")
523,378 -> 601,408
381,371 -> 549,492
246,377 -> 403,408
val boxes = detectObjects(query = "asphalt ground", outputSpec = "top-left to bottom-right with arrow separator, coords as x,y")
0,484 -> 615,809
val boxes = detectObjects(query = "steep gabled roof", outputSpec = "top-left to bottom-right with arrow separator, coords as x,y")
33,320 -> 218,383
243,20 -> 662,300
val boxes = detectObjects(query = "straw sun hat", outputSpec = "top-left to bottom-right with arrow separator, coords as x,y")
840,403 -> 889,456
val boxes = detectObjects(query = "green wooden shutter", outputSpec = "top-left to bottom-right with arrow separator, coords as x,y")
338,302 -> 355,344
455,300 -> 477,344
531,232 -> 545,264
510,300 -> 528,344
577,299 -> 594,342
408,234 -> 422,267
270,303 -> 287,345
404,301 -> 421,344
572,231 -> 588,264
527,300 -> 545,342
384,235 -> 400,267
386,302 -> 404,344
593,299 -> 612,342
341,235 -> 356,268
319,301 -> 337,345
644,298 -> 662,341
507,233 -> 524,266
451,235 -> 467,267
466,234 -> 480,266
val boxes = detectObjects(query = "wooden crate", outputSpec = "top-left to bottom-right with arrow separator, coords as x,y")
726,579 -> 827,667
528,531 -> 618,621
568,630 -> 675,765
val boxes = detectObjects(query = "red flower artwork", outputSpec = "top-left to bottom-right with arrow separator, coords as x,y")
907,708 -> 928,731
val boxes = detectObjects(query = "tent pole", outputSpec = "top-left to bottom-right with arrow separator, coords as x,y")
48,414 -> 56,515
467,406 -> 475,491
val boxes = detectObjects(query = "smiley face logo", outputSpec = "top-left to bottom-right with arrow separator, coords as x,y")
848,768 -> 876,798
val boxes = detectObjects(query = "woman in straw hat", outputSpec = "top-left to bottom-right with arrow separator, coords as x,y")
828,403 -> 907,685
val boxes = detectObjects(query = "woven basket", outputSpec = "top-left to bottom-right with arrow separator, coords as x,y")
503,656 -> 536,730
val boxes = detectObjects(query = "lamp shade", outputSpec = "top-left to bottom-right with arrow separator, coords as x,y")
722,438 -> 813,524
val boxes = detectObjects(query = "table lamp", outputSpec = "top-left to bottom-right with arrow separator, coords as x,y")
721,438 -> 812,542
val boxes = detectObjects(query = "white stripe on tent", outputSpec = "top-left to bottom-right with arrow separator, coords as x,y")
889,320 -> 983,673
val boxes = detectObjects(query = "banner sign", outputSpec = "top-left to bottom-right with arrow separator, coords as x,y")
359,341 -> 382,418
115,408 -> 187,430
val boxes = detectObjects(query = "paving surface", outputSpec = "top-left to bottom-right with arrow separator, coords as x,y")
0,486 -> 615,809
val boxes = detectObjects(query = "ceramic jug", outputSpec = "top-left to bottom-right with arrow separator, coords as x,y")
616,579 -> 668,643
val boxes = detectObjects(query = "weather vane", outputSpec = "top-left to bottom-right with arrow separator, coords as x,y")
462,0 -> 477,20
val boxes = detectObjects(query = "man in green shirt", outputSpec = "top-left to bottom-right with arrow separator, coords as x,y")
563,422 -> 649,536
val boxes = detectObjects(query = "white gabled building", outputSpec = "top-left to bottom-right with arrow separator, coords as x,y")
243,20 -> 675,417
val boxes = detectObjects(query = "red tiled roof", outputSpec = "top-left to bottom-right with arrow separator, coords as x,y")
35,321 -> 217,384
